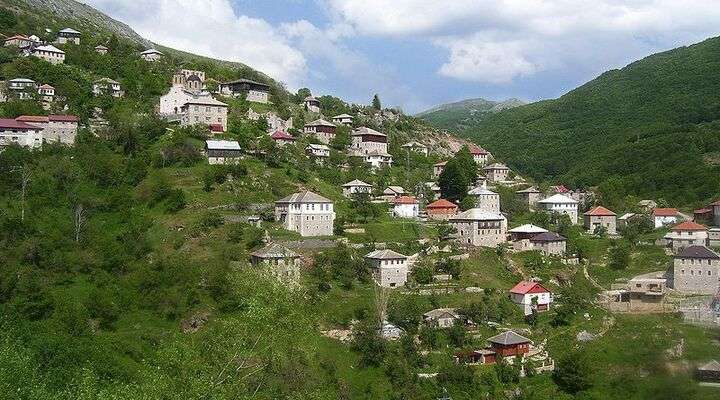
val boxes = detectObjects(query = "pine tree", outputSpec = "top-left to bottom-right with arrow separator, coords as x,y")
372,94 -> 381,110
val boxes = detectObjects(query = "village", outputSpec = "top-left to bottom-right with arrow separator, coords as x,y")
1,22 -> 720,397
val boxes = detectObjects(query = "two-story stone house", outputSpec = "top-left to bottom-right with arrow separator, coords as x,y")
365,249 -> 408,288
467,185 -> 500,212
450,209 -> 507,247
537,194 -> 578,224
180,97 -> 228,132
250,243 -> 301,286
663,221 -> 709,253
304,119 -> 337,144
274,191 -> 335,237
584,206 -> 617,234
483,163 -> 510,182
219,79 -> 270,103
516,186 -> 541,209
671,245 -> 720,295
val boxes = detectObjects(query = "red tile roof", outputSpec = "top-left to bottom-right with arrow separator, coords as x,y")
16,115 -> 49,123
426,199 -> 458,210
653,208 -> 678,217
671,221 -> 707,231
394,195 -> 418,205
551,185 -> 571,193
270,130 -> 295,140
4,35 -> 29,41
0,118 -> 41,130
510,281 -> 550,295
469,144 -> 489,155
48,115 -> 79,122
584,206 -> 616,216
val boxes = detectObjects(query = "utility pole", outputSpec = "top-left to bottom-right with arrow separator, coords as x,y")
11,165 -> 32,222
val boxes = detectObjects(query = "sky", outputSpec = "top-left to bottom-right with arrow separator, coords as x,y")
84,0 -> 720,113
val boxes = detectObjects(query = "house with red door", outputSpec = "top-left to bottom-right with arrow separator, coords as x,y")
509,281 -> 553,315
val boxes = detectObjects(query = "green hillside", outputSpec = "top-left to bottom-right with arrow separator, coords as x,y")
417,97 -> 525,132
455,38 -> 720,208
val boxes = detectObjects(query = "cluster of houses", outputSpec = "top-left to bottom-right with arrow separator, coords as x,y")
0,114 -> 79,148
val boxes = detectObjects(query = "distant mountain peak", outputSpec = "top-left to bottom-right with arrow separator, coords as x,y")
416,97 -> 526,132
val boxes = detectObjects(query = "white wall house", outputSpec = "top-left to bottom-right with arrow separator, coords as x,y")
537,194 -> 578,224
140,49 -> 163,62
332,113 -> 353,125
93,78 -> 124,97
304,96 -> 321,113
509,281 -> 553,316
342,179 -> 373,197
29,44 -> 65,65
0,118 -> 43,149
652,208 -> 680,228
365,249 -> 408,288
468,185 -> 500,212
306,143 -> 330,164
205,140 -> 242,164
219,79 -> 270,103
393,196 -> 420,219
56,28 -> 81,44
274,191 -> 336,237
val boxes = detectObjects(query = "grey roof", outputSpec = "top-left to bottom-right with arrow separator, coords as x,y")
306,143 -> 330,151
94,45 -> 108,50
276,191 -> 332,204
698,360 -> 720,372
205,140 -> 240,150
304,95 -> 319,102
95,77 -> 119,84
186,74 -> 202,82
484,163 -> 509,170
59,28 -> 81,35
423,308 -> 459,320
508,224 -> 548,234
141,48 -> 163,55
529,232 -> 567,242
365,249 -> 407,260
384,186 -> 405,194
516,186 -> 540,194
251,243 -> 298,259
352,126 -> 386,137
676,245 -> 720,260
450,209 -> 504,221
182,96 -> 227,107
221,78 -> 270,88
333,113 -> 353,119
342,179 -> 372,187
487,331 -> 531,346
402,141 -> 427,148
538,194 -> 577,204
468,186 -> 497,196
34,44 -> 64,54
9,78 -> 35,83
305,118 -> 336,127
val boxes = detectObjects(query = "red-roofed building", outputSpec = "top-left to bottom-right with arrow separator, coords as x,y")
4,34 -> 31,48
270,130 -> 296,147
15,114 -> 79,145
663,221 -> 709,253
509,281 -> 553,315
393,196 -> 419,219
0,118 -> 43,148
469,144 -> 490,165
551,185 -> 571,194
584,206 -> 617,234
426,199 -> 458,220
653,208 -> 679,228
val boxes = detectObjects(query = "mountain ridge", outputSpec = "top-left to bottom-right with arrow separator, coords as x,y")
416,97 -> 526,132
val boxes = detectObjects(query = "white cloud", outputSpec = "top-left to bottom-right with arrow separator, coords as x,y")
325,0 -> 720,83
85,0 -> 307,87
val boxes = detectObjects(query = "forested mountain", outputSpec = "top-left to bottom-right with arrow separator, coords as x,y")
451,37 -> 720,208
416,97 -> 525,132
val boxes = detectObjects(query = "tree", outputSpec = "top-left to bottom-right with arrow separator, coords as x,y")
438,159 -> 470,202
608,241 -> 631,270
296,87 -> 311,103
553,351 -> 593,394
372,94 -> 381,110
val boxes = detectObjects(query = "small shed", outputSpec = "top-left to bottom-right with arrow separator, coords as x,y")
205,140 -> 242,164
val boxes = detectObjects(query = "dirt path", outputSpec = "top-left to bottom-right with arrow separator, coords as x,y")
583,262 -> 605,290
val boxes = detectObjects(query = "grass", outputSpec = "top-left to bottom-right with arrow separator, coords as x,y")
459,248 -> 520,289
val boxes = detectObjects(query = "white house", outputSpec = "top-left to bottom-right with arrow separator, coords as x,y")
306,143 -> 330,164
274,191 -> 335,237
537,194 -> 578,224
652,208 -> 680,228
94,45 -> 108,55
205,140 -> 242,165
342,179 -> 373,197
140,48 -> 163,62
365,249 -> 408,288
393,196 -> 419,219
29,44 -> 65,65
0,118 -> 43,149
37,84 -> 54,102
332,113 -> 353,125
467,185 -> 500,212
93,78 -> 124,97
469,144 -> 490,164
362,150 -> 393,169
56,28 -> 81,44
401,141 -> 429,156
8,78 -> 37,99
304,96 -> 321,113
509,281 -> 553,316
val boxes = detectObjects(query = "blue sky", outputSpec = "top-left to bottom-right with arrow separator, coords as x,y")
85,0 -> 720,113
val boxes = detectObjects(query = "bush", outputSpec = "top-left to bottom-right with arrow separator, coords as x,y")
198,211 -> 224,230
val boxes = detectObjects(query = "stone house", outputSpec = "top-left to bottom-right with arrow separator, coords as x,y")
304,96 -> 321,113
0,118 -> 43,149
467,184 -> 500,212
270,130 -> 296,147
205,140 -> 242,164
509,281 -> 553,315
382,186 -> 405,202
696,360 -> 720,383
332,113 -> 353,125
652,208 -> 679,228
537,194 -> 578,224
469,144 -> 490,164
425,182 -> 441,201
351,126 -> 388,155
180,97 -> 228,132
618,213 -> 637,229
274,191 -> 335,237
342,179 -> 373,197
360,150 -> 393,169
250,243 -> 301,286
584,206 -> 617,234
248,108 -> 293,132
450,209 -> 507,247
4,35 -> 32,48
393,196 -> 420,219
528,232 -> 567,256
28,44 -> 65,64
401,141 -> 428,156
423,308 -> 462,328
621,272 -> 667,312
93,78 -> 124,98
365,249 -> 408,288
159,83 -> 211,115
55,28 -> 80,44
426,199 -> 458,220
709,228 -> 720,247
516,186 -> 541,209
37,84 -> 54,103
433,161 -> 446,178
671,245 -> 720,295
7,78 -> 37,100
94,45 -> 108,55
219,79 -> 270,103
662,221 -> 709,253
483,163 -> 510,182
710,200 -> 720,227
305,143 -> 330,164
140,48 -> 163,62
509,224 -> 549,251
14,115 -> 78,145
304,119 -> 337,144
